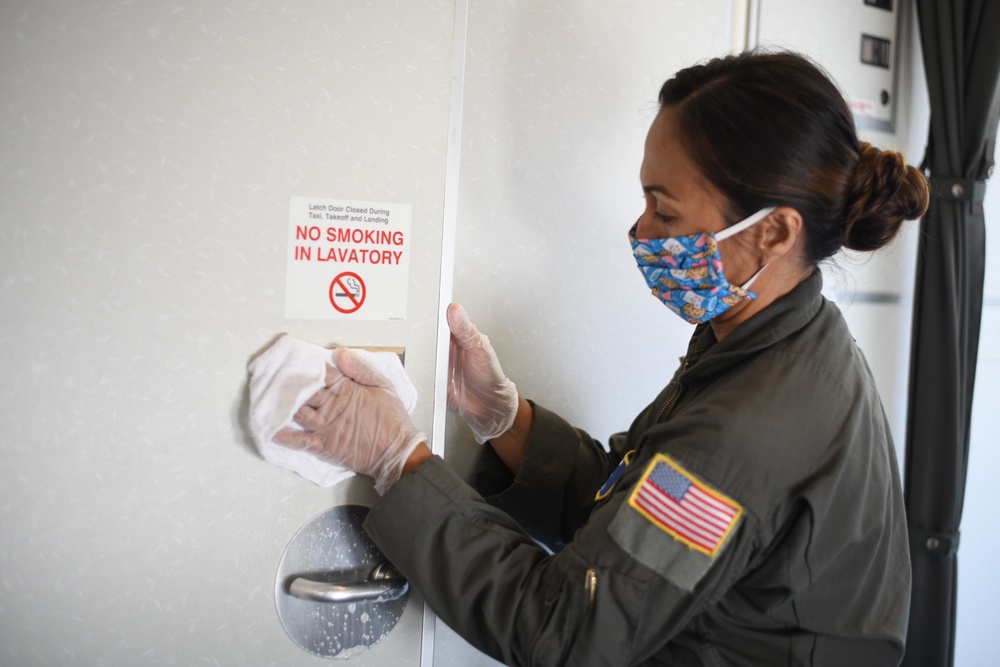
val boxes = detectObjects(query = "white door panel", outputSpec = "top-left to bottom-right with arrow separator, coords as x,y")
0,1 -> 454,664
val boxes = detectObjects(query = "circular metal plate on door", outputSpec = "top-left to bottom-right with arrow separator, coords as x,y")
275,504 -> 410,659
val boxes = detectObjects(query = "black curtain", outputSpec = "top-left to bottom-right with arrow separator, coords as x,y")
903,0 -> 1000,665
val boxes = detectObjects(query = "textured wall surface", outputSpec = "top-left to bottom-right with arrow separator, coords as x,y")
0,1 -> 455,664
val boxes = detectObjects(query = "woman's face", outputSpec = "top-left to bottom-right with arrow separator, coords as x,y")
636,106 -> 759,284
637,108 -> 728,239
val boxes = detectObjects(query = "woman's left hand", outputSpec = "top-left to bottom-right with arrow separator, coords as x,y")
274,347 -> 427,493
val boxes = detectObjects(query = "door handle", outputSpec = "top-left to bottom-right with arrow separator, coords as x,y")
276,505 -> 410,658
289,562 -> 409,603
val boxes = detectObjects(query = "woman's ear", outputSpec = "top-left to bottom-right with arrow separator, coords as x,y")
758,206 -> 804,261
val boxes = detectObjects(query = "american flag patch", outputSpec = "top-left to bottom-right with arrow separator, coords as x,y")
628,455 -> 742,556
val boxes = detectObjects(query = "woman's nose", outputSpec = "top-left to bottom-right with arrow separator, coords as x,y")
635,211 -> 655,239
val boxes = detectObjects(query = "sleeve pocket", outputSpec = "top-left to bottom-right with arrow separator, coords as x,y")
517,544 -> 651,667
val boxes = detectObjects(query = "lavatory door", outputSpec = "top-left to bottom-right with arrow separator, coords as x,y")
0,1 -> 453,665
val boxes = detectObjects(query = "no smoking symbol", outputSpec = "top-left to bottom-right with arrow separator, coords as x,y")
329,271 -> 366,314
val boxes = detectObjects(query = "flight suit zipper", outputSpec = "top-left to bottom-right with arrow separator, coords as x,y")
655,356 -> 689,422
584,568 -> 598,606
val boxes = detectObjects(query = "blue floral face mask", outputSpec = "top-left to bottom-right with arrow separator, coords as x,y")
628,207 -> 775,324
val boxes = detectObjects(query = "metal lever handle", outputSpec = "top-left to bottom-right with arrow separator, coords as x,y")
289,562 -> 409,603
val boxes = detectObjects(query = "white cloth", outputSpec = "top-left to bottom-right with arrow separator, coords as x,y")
248,334 -> 417,487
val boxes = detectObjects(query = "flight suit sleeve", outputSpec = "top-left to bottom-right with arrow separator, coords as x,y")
364,454 -> 760,667
469,402 -> 621,547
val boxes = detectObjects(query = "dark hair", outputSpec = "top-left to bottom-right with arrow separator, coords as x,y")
658,51 -> 929,265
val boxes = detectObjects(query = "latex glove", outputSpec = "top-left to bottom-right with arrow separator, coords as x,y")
447,303 -> 519,443
274,347 -> 426,494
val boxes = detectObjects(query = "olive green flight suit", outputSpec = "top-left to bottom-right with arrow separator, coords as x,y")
365,272 -> 911,666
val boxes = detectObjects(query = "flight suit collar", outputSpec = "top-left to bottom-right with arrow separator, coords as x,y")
680,270 -> 826,384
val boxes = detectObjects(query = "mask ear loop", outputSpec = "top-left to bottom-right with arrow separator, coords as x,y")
740,263 -> 769,290
714,206 -> 776,242
713,207 -> 776,290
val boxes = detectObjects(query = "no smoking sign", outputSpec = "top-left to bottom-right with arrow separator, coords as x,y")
329,272 -> 366,314
284,197 -> 411,321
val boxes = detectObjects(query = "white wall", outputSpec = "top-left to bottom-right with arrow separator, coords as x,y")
446,0 -> 732,463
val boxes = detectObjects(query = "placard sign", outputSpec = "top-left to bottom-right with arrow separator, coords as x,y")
284,197 -> 411,320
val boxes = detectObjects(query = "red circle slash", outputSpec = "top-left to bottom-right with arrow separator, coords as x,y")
329,272 -> 366,314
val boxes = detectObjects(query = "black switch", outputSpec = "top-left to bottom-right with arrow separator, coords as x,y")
861,34 -> 891,69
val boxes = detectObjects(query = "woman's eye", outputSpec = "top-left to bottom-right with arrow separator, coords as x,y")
642,193 -> 675,225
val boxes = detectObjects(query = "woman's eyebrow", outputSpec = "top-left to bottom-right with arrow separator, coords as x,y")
643,184 -> 677,200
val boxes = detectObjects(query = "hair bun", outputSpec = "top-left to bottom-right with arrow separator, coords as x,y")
842,142 -> 930,252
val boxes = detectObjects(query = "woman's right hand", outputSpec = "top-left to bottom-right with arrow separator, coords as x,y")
446,303 -> 519,444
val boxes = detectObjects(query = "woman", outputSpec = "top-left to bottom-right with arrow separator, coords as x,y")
271,51 -> 929,665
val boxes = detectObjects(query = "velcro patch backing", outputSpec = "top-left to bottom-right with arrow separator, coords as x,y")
608,454 -> 743,590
